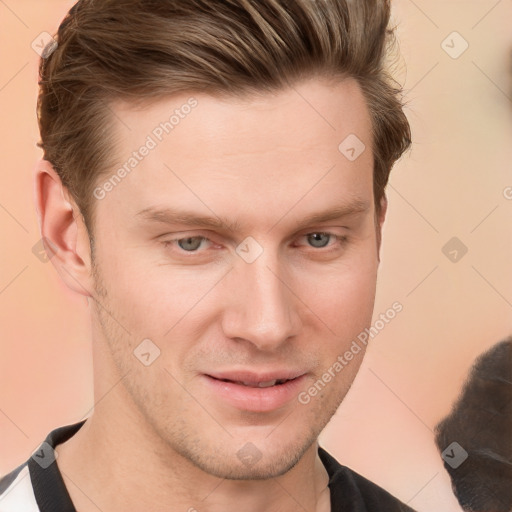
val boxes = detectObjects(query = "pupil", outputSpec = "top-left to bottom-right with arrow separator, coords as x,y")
309,233 -> 329,248
179,237 -> 202,251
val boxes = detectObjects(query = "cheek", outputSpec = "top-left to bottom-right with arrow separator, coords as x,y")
96,243 -> 223,338
96,228 -> 378,344
297,255 -> 378,335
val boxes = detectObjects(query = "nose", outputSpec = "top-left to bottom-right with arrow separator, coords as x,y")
221,246 -> 301,351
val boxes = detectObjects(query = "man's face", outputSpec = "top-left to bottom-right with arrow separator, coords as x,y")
88,77 -> 383,479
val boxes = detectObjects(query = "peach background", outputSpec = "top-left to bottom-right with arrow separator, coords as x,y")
0,1 -> 511,511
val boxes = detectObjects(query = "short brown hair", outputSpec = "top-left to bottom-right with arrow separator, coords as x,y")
37,0 -> 411,236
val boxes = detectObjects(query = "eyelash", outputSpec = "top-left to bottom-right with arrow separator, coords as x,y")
161,232 -> 349,257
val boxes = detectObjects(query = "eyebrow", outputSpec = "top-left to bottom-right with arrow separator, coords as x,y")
135,198 -> 371,234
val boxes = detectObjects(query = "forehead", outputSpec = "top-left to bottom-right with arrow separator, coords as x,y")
110,76 -> 372,155
97,77 -> 374,230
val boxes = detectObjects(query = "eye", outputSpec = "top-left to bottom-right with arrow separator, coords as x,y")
163,236 -> 211,253
161,232 -> 348,256
305,232 -> 334,249
300,232 -> 348,250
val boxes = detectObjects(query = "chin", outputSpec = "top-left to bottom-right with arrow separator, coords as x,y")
170,428 -> 317,482
189,449 -> 305,481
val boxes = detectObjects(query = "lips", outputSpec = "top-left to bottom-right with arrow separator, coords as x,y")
216,378 -> 290,388
202,369 -> 308,412
206,369 -> 305,387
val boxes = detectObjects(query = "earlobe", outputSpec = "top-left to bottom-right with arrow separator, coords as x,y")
34,159 -> 94,297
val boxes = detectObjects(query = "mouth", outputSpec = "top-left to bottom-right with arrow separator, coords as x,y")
202,372 -> 307,412
214,377 -> 293,388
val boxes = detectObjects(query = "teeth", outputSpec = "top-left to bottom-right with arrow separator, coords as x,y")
221,378 -> 292,387
236,379 -> 278,387
257,380 -> 277,388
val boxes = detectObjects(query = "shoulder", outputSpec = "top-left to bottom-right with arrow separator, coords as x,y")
319,447 -> 417,512
0,420 -> 85,512
0,462 -> 40,512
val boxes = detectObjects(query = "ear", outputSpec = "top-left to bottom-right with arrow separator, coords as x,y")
376,194 -> 388,262
33,159 -> 94,297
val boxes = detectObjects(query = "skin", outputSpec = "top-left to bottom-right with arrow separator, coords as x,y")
35,76 -> 387,512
